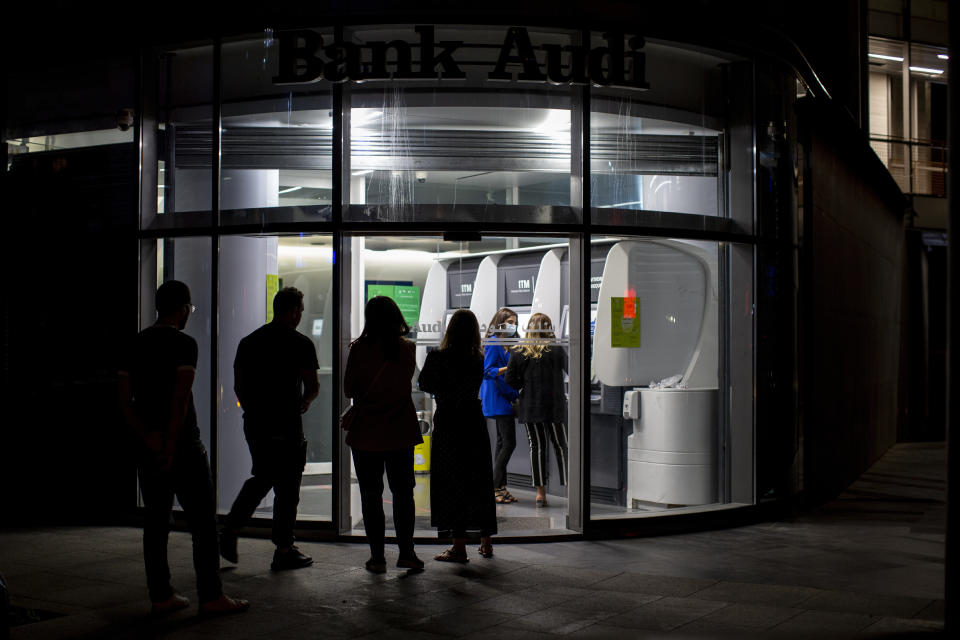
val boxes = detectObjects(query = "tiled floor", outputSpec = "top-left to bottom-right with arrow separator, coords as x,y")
1,442 -> 945,638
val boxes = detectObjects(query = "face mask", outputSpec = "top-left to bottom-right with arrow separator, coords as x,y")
502,324 -> 517,334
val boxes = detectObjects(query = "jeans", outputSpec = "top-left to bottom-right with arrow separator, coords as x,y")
352,447 -> 416,561
138,442 -> 222,604
224,434 -> 307,548
491,415 -> 517,489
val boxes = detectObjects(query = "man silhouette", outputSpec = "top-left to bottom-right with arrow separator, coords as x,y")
118,280 -> 248,616
220,287 -> 319,571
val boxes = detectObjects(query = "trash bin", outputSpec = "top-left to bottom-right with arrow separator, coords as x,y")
413,413 -> 432,474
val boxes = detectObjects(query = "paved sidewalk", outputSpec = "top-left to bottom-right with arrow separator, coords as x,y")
1,443 -> 945,638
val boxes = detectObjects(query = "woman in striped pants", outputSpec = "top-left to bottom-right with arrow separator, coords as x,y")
505,313 -> 568,507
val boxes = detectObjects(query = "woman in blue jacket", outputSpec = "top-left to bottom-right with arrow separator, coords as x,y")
482,307 -> 520,504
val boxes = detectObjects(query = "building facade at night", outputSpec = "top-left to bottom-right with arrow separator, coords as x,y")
1,1 -> 932,540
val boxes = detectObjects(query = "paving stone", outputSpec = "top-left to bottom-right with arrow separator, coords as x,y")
590,571 -> 718,598
861,616 -> 944,634
798,588 -> 932,618
6,611 -> 110,640
572,622 -> 672,639
508,602 -> 621,635
403,605 -> 517,636
697,602 -> 804,629
912,598 -> 945,622
537,585 -> 661,613
693,580 -> 822,607
769,609 -> 880,633
460,625 -> 558,640
40,580 -> 147,609
470,586 -> 578,616
601,596 -> 728,631
476,564 -> 621,589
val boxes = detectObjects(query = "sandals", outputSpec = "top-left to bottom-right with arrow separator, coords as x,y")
434,547 -> 469,564
494,488 -> 518,504
478,543 -> 494,559
536,496 -> 548,508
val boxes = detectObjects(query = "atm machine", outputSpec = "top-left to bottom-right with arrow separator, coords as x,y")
492,250 -> 569,496
593,239 -> 719,508
559,242 -> 631,507
416,256 -> 483,368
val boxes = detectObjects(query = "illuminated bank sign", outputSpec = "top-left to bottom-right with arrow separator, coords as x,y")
273,26 -> 649,90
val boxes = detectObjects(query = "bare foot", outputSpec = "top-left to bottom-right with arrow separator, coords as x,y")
199,594 -> 250,616
151,593 -> 190,616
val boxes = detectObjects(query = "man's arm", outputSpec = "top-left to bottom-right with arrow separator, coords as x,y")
161,365 -> 195,468
300,368 -> 320,414
117,371 -> 153,448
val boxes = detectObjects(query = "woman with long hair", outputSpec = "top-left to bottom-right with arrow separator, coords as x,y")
505,312 -> 568,507
343,296 -> 424,573
418,309 -> 497,562
482,308 -> 520,504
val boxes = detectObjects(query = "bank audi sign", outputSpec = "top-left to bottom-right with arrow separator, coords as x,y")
274,26 -> 649,90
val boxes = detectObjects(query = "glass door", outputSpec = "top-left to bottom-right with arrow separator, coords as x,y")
339,234 -> 576,538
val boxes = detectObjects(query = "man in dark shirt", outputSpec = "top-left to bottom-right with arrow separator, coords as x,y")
220,287 -> 320,571
118,280 -> 248,616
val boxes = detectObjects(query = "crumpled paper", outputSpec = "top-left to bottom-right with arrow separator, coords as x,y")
649,374 -> 685,389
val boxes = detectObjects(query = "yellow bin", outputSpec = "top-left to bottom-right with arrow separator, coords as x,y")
414,435 -> 431,473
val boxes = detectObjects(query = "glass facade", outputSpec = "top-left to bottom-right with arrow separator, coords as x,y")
867,33 -> 949,197
135,25 -> 758,536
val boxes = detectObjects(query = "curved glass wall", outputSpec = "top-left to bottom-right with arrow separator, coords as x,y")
151,43 -> 215,226
219,32 -> 334,225
137,25 -> 757,537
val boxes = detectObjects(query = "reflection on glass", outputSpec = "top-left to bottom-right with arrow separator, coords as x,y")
348,99 -> 573,219
590,104 -> 720,216
218,235 -> 333,519
218,34 -> 334,221
156,45 -> 214,215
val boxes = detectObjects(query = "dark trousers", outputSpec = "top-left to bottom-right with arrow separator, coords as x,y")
352,447 -> 416,561
492,415 -> 517,489
224,435 -> 307,548
138,442 -> 222,604
525,422 -> 568,487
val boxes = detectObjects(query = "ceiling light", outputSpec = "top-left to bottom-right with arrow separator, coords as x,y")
909,66 -> 944,75
937,54 -> 949,60
351,169 -> 375,176
868,53 -> 904,62
278,186 -> 302,194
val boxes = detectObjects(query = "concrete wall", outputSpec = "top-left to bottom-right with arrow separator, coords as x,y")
798,98 -> 908,503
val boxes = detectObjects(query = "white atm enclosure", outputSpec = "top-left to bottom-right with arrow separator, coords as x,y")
594,239 -> 719,507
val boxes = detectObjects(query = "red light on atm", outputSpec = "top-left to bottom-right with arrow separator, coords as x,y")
624,287 -> 637,318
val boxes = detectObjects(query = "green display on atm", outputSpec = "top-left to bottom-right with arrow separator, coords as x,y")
366,283 -> 421,328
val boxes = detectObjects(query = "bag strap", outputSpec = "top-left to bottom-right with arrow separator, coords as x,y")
356,360 -> 390,404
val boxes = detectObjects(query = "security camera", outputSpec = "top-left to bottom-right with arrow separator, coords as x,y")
415,171 -> 428,184
116,108 -> 134,132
